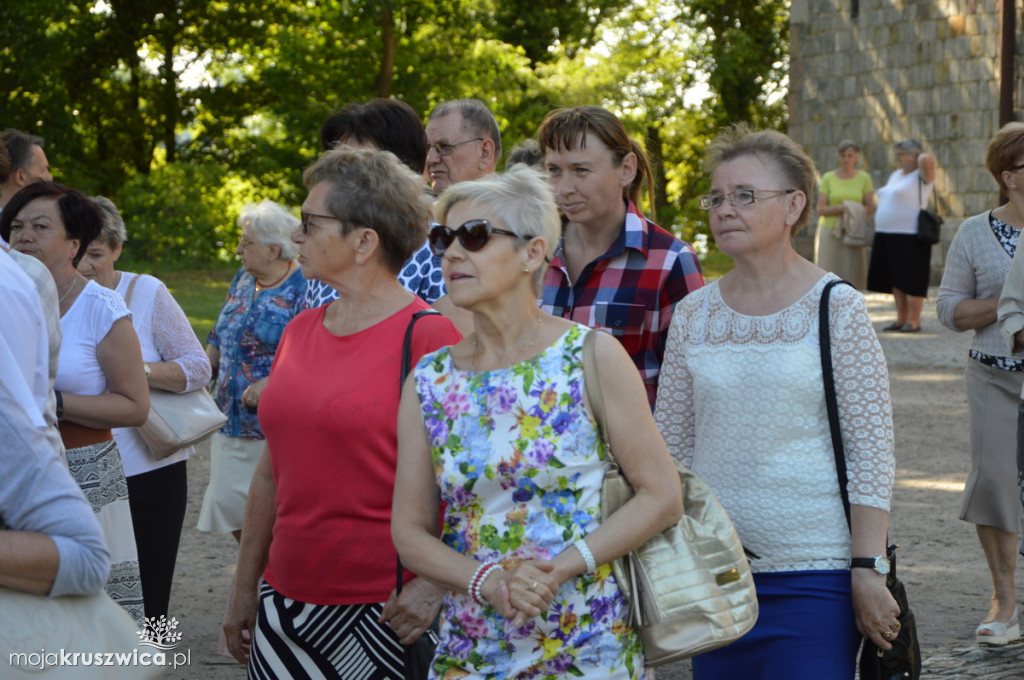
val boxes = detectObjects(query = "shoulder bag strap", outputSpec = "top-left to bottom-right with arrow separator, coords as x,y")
819,278 -> 853,531
581,329 -> 609,444
397,308 -> 443,593
122,273 -> 139,307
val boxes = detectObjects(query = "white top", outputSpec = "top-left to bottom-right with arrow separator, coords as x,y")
874,168 -> 934,234
7,250 -> 65,460
654,275 -> 895,573
55,280 -> 130,397
0,250 -> 50,429
113,272 -> 212,476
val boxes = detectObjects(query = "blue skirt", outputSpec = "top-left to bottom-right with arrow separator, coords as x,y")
693,571 -> 861,679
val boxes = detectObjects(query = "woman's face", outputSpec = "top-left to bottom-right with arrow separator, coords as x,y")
707,154 -> 802,259
294,181 -> 354,284
77,239 -> 122,288
896,150 -> 918,173
235,225 -> 277,277
8,197 -> 78,276
544,132 -> 635,229
838,148 -> 859,171
439,199 -> 527,310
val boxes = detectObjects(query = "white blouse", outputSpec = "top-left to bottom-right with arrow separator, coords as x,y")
56,281 -> 130,397
654,275 -> 895,573
113,272 -> 212,476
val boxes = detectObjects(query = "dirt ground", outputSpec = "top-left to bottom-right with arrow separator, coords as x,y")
159,289 -> 1009,679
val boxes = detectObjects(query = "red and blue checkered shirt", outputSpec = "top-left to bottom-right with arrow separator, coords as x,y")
539,201 -> 704,407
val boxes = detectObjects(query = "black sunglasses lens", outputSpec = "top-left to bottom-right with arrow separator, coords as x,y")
428,226 -> 454,256
458,220 -> 491,252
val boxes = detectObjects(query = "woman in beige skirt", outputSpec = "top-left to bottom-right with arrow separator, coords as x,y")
942,123 -> 1024,645
815,140 -> 875,289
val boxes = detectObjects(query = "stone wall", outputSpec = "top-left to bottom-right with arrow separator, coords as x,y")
788,0 -> 1021,280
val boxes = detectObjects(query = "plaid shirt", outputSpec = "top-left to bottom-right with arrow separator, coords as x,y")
539,201 -> 704,406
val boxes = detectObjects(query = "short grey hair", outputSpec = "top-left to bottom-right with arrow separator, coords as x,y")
433,165 -> 560,293
894,138 -> 923,154
91,195 -> 128,248
838,139 -> 860,153
238,200 -> 300,260
429,98 -> 502,161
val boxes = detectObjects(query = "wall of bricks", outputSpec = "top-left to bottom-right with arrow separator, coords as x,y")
788,0 -> 1021,278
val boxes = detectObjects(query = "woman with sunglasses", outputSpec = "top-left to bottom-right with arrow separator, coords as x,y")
654,126 -> 897,678
197,200 -> 306,545
391,165 -> 682,679
224,147 -> 460,679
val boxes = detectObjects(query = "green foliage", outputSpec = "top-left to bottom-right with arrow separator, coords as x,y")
115,161 -> 288,272
2,0 -> 789,265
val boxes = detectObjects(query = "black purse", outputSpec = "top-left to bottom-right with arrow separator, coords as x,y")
819,279 -> 922,680
915,176 -> 942,245
397,310 -> 442,680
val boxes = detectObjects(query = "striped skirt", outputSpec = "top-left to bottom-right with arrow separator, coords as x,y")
249,580 -> 407,680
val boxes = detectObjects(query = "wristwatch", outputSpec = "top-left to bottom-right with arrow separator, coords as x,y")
851,555 -> 890,575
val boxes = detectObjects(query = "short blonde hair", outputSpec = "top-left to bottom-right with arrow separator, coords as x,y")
434,165 -> 561,292
238,200 -> 300,260
705,124 -> 815,237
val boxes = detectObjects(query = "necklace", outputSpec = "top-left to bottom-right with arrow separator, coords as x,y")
473,315 -> 543,372
58,274 -> 82,305
255,261 -> 292,291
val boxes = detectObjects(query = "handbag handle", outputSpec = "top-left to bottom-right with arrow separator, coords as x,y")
396,309 -> 442,594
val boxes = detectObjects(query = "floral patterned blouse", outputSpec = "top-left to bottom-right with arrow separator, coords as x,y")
207,266 -> 305,439
413,323 -> 648,680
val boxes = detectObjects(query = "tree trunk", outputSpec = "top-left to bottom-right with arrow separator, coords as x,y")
375,4 -> 395,98
160,29 -> 178,163
646,125 -> 667,217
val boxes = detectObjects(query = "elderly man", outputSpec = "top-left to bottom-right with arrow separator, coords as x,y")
424,98 -> 501,195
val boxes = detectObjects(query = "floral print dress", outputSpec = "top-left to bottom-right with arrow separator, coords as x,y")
413,324 -> 648,680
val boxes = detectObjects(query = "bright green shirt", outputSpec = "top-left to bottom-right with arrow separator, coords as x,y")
819,170 -> 873,228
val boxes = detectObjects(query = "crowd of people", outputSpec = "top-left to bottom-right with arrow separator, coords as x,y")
3,99 -> 1024,680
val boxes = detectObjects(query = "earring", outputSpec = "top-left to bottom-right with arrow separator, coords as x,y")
523,267 -> 530,274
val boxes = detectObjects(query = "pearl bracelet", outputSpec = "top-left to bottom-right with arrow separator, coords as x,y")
574,538 -> 597,574
469,562 -> 502,606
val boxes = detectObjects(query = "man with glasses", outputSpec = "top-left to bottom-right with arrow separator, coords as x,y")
424,99 -> 501,195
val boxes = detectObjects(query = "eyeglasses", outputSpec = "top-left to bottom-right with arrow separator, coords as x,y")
429,138 -> 483,157
300,210 -> 342,235
237,237 -> 257,249
698,189 -> 796,210
1010,162 -> 1024,172
428,219 -> 521,256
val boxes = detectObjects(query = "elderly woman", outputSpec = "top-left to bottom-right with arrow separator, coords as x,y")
1,181 -> 149,624
391,165 -> 682,679
815,139 -> 875,288
223,147 -> 460,678
654,126 -> 897,678
197,200 -> 305,543
867,138 -> 938,332
76,196 -> 212,621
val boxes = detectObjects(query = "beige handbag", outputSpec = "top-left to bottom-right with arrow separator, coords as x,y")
122,274 -> 227,460
582,331 -> 758,666
0,587 -> 160,679
138,387 -> 226,460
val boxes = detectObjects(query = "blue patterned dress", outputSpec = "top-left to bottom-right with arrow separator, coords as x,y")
413,324 -> 648,680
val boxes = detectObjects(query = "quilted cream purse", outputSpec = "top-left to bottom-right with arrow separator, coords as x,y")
582,331 -> 758,666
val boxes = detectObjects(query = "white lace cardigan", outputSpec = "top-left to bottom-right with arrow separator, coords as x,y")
654,274 -> 895,573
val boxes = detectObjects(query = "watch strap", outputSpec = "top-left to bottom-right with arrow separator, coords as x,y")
850,557 -> 878,569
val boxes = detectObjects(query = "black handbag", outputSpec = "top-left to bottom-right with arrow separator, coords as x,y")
397,309 -> 442,680
819,279 -> 922,680
916,177 -> 942,245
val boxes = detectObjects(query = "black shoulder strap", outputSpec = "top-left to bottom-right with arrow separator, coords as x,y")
819,278 -> 853,531
397,308 -> 442,593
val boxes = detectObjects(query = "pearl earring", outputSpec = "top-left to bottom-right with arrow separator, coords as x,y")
523,267 -> 530,274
